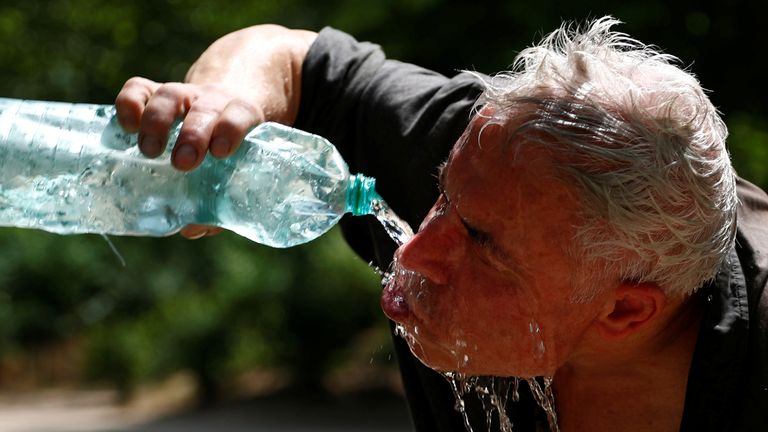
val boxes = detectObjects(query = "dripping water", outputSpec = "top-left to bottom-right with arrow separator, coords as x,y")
441,373 -> 517,432
441,372 -> 559,432
369,194 -> 560,431
527,377 -> 559,432
100,233 -> 126,267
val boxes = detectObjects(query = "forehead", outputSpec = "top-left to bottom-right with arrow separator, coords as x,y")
442,117 -> 583,251
443,118 -> 560,195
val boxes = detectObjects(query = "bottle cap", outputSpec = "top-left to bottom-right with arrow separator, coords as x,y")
346,174 -> 380,216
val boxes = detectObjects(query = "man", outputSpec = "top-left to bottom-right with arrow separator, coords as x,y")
116,17 -> 768,431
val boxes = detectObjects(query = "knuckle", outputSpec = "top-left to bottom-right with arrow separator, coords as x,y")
124,76 -> 147,88
140,108 -> 174,133
218,99 -> 263,134
230,98 -> 261,118
153,82 -> 182,99
122,76 -> 156,94
177,129 -> 209,149
189,102 -> 223,120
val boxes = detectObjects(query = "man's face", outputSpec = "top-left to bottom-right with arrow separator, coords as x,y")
382,117 -> 610,378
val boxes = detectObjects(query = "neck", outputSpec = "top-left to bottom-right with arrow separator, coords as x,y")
553,292 -> 704,432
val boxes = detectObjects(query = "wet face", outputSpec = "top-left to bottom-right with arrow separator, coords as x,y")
381,116 -> 611,378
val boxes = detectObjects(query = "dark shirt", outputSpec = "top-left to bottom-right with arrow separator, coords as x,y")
294,27 -> 768,432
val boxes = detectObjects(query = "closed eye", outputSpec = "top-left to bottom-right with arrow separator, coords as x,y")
460,218 -> 492,247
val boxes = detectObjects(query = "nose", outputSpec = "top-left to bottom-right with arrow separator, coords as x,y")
396,213 -> 465,285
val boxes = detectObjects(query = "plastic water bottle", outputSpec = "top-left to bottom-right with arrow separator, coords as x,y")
0,97 -> 383,248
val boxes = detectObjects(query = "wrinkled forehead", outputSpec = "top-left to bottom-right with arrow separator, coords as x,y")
444,110 -> 554,179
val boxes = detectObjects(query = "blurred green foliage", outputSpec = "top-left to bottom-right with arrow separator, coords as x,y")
0,0 -> 766,402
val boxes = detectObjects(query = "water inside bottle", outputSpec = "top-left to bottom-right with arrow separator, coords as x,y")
0,151 -> 190,237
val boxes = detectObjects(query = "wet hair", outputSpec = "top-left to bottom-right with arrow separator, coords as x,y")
472,16 -> 736,298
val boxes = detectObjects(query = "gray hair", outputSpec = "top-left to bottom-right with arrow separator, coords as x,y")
473,16 -> 736,298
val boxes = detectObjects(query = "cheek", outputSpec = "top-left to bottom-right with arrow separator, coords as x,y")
438,273 -> 539,340
454,279 -> 553,358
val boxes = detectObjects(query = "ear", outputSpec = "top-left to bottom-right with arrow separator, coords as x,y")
595,282 -> 667,340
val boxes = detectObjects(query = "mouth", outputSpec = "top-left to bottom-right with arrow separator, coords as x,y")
378,264 -> 473,370
381,276 -> 411,322
381,278 -> 475,373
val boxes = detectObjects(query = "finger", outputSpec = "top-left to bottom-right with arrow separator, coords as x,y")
115,77 -> 161,132
180,225 -> 224,239
205,227 -> 224,236
139,83 -> 192,158
180,225 -> 208,239
171,102 -> 221,171
210,99 -> 265,158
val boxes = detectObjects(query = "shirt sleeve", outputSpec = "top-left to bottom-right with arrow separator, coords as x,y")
295,27 -> 484,229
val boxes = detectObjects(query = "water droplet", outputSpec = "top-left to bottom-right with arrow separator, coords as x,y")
393,294 -> 405,307
394,324 -> 408,338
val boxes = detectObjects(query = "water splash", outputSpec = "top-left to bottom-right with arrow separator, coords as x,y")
394,323 -> 408,338
370,198 -> 414,246
443,373 -> 517,432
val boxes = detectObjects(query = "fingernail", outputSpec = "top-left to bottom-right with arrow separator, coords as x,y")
211,137 -> 230,157
175,144 -> 199,168
187,229 -> 208,240
140,135 -> 162,157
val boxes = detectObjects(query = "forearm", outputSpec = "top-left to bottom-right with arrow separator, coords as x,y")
185,24 -> 317,125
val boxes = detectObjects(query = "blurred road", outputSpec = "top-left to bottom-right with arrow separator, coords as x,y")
123,392 -> 413,432
0,388 -> 414,432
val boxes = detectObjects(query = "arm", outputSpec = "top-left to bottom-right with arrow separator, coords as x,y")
115,24 -> 317,171
116,26 -> 482,240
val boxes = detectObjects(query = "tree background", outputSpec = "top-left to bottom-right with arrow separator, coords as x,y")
0,0 -> 766,404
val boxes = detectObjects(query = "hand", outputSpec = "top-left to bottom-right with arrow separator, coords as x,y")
114,25 -> 316,240
115,24 -> 317,172
115,80 -> 245,240
115,78 -> 266,171
179,224 -> 224,239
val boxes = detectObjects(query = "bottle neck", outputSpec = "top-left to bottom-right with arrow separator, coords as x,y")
345,174 -> 380,216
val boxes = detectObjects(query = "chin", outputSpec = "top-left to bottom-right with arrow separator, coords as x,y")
403,329 -> 557,378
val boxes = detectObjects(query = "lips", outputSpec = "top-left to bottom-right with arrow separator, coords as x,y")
381,279 -> 411,322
